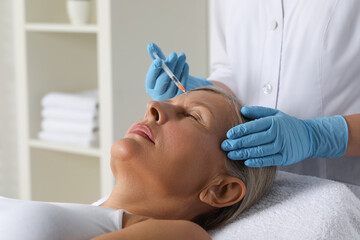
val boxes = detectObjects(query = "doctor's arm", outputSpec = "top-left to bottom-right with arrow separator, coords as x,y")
343,114 -> 360,156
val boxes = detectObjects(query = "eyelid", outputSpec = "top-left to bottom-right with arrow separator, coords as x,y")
193,111 -> 203,121
186,109 -> 204,123
185,112 -> 198,120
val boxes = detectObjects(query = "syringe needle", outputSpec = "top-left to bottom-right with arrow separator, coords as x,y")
152,51 -> 186,93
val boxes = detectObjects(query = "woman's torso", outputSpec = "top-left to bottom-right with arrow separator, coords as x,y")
0,197 -> 124,240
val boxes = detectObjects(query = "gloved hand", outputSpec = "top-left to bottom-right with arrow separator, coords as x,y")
221,106 -> 349,167
145,43 -> 213,101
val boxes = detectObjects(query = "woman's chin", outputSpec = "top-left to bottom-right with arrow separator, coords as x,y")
111,138 -> 142,161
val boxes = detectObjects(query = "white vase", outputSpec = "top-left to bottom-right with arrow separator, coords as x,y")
67,0 -> 90,25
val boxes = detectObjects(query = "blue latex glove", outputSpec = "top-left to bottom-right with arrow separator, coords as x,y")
145,43 -> 213,101
221,106 -> 349,167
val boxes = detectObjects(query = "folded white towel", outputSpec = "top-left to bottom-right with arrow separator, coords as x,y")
41,119 -> 98,134
41,108 -> 98,122
41,90 -> 98,111
210,171 -> 360,240
38,131 -> 99,147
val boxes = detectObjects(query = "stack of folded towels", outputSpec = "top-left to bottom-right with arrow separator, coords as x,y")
38,89 -> 99,148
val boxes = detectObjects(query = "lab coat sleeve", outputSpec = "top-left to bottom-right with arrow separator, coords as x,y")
208,0 -> 237,92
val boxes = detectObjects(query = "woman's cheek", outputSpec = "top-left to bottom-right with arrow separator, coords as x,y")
169,126 -> 198,149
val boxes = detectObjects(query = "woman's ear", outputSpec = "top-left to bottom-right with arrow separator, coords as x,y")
199,176 -> 246,208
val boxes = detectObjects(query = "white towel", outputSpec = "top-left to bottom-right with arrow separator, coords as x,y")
41,108 -> 98,122
41,90 -> 98,111
41,119 -> 98,134
38,131 -> 98,147
210,171 -> 360,240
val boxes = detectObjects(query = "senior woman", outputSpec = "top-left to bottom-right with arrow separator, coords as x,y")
0,87 -> 275,240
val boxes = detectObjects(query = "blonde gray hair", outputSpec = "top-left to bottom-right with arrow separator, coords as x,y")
190,86 -> 277,230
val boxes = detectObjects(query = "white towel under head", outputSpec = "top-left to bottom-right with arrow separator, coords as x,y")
41,90 -> 98,111
209,171 -> 360,240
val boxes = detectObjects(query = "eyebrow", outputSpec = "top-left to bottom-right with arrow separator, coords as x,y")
187,101 -> 215,119
163,98 -> 215,119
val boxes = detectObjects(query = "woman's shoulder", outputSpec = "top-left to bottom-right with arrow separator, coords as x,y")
93,213 -> 211,240
141,218 -> 211,240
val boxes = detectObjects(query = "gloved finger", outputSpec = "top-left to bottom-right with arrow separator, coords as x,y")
167,54 -> 188,97
180,63 -> 189,84
241,106 -> 279,120
227,143 -> 278,160
147,42 -> 166,60
166,72 -> 179,98
165,52 -> 179,71
170,55 -> 187,96
175,63 -> 189,95
145,58 -> 163,89
244,154 -> 283,167
152,52 -> 178,95
222,129 -> 275,151
227,117 -> 273,138
173,53 -> 186,79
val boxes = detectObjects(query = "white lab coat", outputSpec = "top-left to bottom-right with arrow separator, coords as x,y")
209,0 -> 360,186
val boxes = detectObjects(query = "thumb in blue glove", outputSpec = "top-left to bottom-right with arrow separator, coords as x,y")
221,106 -> 348,167
145,43 -> 213,101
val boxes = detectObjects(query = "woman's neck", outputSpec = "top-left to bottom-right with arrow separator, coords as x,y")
99,184 -> 211,222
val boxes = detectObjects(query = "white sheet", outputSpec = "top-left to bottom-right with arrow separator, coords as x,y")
209,171 -> 360,240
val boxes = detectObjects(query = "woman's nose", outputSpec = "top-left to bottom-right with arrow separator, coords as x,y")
145,101 -> 168,124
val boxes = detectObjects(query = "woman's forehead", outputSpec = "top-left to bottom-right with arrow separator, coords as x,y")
181,90 -> 233,110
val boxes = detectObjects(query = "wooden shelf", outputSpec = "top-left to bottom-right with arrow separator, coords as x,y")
29,139 -> 101,157
26,23 -> 98,33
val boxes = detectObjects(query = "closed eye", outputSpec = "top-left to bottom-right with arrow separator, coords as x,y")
184,112 -> 198,121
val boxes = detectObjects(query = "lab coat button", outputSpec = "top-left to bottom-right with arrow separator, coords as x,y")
270,20 -> 278,30
263,83 -> 273,94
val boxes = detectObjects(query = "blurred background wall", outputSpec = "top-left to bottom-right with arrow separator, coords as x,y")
0,0 -> 18,198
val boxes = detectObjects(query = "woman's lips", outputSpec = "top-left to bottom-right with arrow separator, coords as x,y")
129,124 -> 155,144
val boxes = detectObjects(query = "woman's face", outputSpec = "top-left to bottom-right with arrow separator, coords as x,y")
110,90 -> 238,218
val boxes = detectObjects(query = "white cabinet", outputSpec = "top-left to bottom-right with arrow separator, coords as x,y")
14,0 -> 209,203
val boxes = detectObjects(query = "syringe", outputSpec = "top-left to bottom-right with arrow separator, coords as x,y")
152,51 -> 186,93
